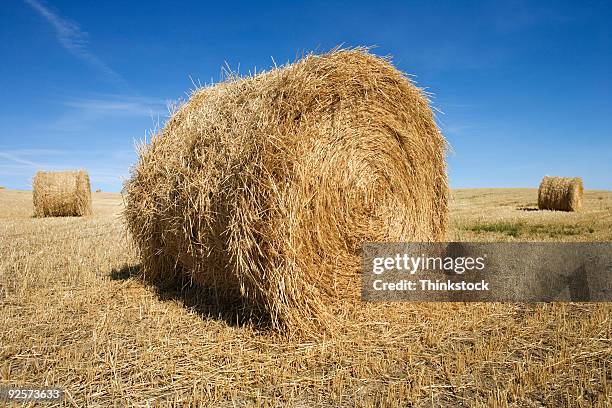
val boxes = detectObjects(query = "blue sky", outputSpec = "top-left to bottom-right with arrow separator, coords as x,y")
1,0 -> 610,191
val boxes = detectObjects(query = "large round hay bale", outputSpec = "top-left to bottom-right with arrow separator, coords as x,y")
124,49 -> 448,332
538,176 -> 583,212
33,170 -> 92,217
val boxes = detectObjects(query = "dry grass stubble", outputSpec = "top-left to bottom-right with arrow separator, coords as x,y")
1,188 -> 610,406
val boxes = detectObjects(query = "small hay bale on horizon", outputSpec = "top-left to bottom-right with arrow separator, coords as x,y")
538,176 -> 583,212
33,170 -> 92,217
124,48 -> 448,333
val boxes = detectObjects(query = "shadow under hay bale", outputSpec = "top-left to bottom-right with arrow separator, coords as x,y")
33,170 -> 92,217
110,264 -> 268,329
538,176 -> 583,212
124,48 -> 449,334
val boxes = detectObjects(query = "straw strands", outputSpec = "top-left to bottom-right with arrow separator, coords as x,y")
124,49 -> 448,333
33,170 -> 92,217
538,176 -> 583,212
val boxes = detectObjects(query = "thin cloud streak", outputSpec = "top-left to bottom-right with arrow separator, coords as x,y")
49,94 -> 169,132
24,0 -> 127,87
63,95 -> 169,117
0,152 -> 43,168
0,149 -> 135,191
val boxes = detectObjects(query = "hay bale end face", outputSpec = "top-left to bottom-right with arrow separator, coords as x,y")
538,176 -> 583,212
33,170 -> 92,217
124,49 -> 448,332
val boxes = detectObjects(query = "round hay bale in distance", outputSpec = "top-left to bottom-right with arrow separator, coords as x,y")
33,170 -> 92,217
538,176 -> 583,212
124,49 -> 448,332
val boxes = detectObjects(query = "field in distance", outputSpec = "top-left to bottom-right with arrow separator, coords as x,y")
1,188 -> 611,406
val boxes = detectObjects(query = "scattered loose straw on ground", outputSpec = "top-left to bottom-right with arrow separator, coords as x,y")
124,48 -> 448,334
33,170 -> 92,217
538,176 -> 583,212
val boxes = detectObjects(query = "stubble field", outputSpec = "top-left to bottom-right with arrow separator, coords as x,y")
1,188 -> 611,407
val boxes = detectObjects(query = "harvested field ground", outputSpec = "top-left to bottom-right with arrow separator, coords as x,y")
1,188 -> 611,407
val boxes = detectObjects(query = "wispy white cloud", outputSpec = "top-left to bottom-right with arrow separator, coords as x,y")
0,148 -> 65,157
439,123 -> 479,136
0,151 -> 43,168
0,148 -> 135,191
24,0 -> 127,87
63,95 -> 169,117
48,94 -> 169,132
0,149 -> 73,173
